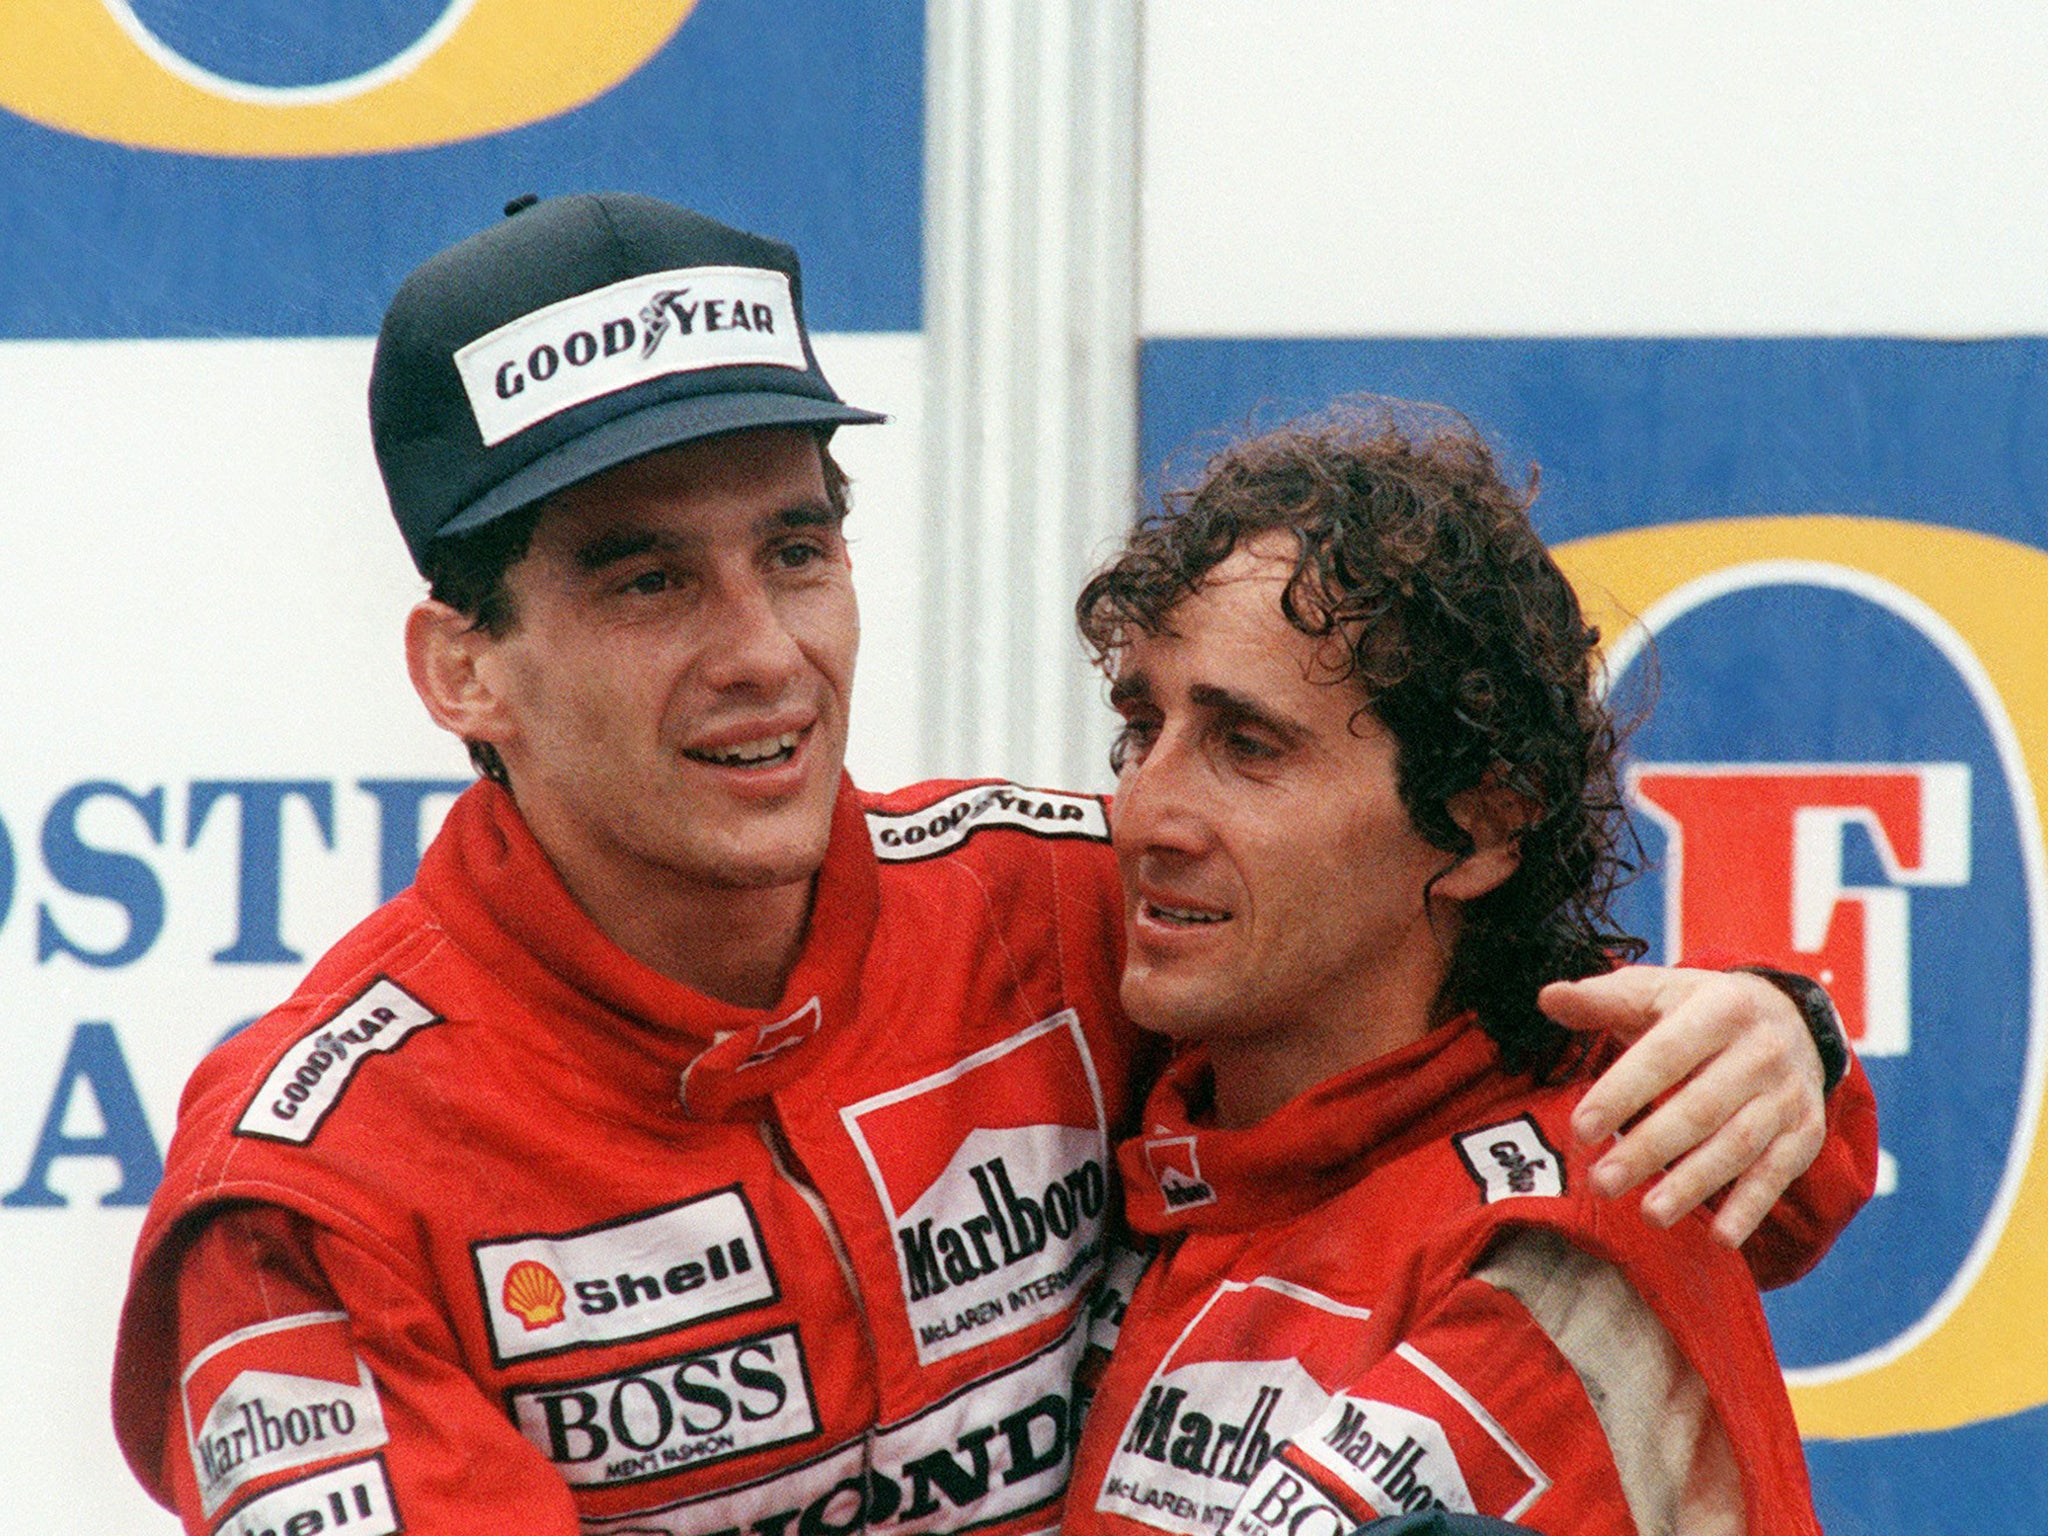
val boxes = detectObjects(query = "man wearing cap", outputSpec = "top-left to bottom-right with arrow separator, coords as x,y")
111,195 -> 1867,1536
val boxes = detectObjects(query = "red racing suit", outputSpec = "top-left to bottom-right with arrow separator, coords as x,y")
113,777 -> 1136,1536
1067,1020 -> 1878,1536
114,778 -> 1873,1536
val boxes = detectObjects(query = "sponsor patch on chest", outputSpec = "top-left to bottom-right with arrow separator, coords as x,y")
506,1325 -> 820,1489
577,1326 -> 1084,1536
235,978 -> 439,1145
1096,1277 -> 1382,1536
180,1311 -> 390,1517
1235,1346 -> 1550,1531
865,782 -> 1110,861
472,1187 -> 778,1365
1453,1115 -> 1566,1203
842,1011 -> 1112,1363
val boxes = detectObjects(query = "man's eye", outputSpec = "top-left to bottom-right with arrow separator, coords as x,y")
622,569 -> 670,595
1223,729 -> 1279,761
774,540 -> 826,570
1110,720 -> 1156,772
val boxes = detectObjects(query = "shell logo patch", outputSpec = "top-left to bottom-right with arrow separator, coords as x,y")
501,1259 -> 568,1331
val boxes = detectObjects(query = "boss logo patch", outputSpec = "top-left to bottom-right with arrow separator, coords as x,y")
506,1326 -> 820,1488
1453,1116 -> 1565,1203
575,1328 -> 1084,1536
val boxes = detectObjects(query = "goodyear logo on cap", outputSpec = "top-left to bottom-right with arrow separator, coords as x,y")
454,266 -> 806,446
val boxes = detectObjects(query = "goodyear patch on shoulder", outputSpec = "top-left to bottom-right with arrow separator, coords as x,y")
867,784 -> 1110,862
235,978 -> 441,1145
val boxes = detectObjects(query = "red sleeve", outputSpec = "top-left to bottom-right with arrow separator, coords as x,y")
157,1203 -> 580,1535
1219,1276 -> 1649,1536
1739,1050 -> 1881,1289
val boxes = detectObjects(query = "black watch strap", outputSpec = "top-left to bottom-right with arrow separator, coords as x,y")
1738,966 -> 1851,1094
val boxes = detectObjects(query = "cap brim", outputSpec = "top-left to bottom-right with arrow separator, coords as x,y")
440,390 -> 886,540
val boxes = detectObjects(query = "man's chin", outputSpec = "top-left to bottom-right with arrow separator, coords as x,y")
1120,973 -> 1229,1042
699,838 -> 831,891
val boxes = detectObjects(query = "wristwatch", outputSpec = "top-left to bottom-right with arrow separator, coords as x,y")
1737,966 -> 1851,1094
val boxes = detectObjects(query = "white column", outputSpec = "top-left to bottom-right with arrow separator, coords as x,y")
922,0 -> 1141,792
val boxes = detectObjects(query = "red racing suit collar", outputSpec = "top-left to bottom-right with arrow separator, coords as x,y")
1120,1017 -> 1602,1236
418,776 -> 881,1122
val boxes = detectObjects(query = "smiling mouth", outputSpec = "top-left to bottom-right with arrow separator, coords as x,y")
1145,900 -> 1228,926
685,730 -> 802,769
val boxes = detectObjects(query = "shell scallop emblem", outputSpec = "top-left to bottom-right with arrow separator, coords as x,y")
502,1259 -> 568,1330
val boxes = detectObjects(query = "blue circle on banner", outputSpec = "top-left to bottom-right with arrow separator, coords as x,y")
1609,578 -> 2033,1371
125,0 -> 454,89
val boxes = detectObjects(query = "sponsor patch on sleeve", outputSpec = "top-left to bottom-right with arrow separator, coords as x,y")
1453,1115 -> 1565,1203
210,1454 -> 400,1536
236,977 -> 440,1145
181,1312 -> 390,1517
866,783 -> 1110,861
1243,1344 -> 1549,1529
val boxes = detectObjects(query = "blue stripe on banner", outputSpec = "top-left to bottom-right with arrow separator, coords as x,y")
0,0 -> 923,337
1138,337 -> 2048,549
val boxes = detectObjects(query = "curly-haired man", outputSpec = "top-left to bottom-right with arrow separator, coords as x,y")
1064,403 -> 1870,1536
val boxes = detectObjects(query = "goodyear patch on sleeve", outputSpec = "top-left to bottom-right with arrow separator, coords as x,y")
235,978 -> 440,1145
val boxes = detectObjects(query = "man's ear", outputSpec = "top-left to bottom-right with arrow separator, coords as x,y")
1435,776 -> 1538,902
405,600 -> 513,748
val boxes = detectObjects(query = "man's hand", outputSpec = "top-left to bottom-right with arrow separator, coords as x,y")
1541,966 -> 1827,1248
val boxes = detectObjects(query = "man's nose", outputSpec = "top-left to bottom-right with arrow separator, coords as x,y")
1114,729 -> 1211,856
700,572 -> 804,690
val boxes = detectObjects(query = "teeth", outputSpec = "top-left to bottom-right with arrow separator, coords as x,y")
1151,902 -> 1225,924
694,731 -> 799,766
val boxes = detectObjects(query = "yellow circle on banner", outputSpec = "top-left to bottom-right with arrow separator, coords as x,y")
0,0 -> 697,156
1556,514 -> 2048,1440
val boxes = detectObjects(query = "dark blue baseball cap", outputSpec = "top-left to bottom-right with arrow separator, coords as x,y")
369,192 -> 884,573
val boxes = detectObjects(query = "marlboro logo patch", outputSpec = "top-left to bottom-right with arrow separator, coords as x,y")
843,1012 -> 1111,1363
1094,1277 -> 1381,1536
180,1312 -> 389,1516
1267,1344 -> 1550,1524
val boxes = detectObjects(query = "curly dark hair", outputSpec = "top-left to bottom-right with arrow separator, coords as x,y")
419,433 -> 853,785
1075,400 -> 1642,1073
